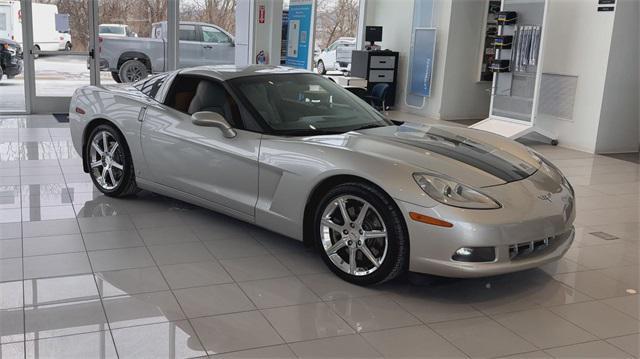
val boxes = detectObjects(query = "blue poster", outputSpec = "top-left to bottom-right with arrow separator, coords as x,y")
410,28 -> 437,97
285,0 -> 313,69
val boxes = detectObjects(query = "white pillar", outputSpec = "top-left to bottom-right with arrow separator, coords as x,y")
235,0 -> 284,66
235,0 -> 254,66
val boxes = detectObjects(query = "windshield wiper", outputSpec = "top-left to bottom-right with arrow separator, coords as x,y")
351,124 -> 387,131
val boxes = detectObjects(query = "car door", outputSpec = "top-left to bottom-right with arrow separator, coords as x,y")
178,24 -> 202,68
199,25 -> 234,65
139,78 -> 260,217
324,42 -> 338,70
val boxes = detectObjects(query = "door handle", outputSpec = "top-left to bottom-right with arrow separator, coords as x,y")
203,45 -> 213,49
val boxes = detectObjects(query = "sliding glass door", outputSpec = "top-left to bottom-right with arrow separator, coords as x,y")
22,0 -> 100,113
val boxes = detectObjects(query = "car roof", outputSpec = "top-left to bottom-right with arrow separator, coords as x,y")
177,65 -> 312,81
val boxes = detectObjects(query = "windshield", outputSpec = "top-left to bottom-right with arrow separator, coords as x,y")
99,25 -> 125,35
229,73 -> 391,135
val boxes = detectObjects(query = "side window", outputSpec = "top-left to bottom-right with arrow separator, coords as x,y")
134,73 -> 168,99
179,25 -> 198,41
0,13 -> 7,31
201,26 -> 231,44
164,76 -> 241,128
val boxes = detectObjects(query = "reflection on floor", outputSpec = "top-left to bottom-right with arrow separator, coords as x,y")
0,115 -> 638,358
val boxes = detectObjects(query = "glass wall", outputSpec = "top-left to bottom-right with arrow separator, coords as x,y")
97,0 -> 168,84
28,0 -> 91,97
311,0 -> 360,74
0,1 -> 25,112
179,0 -> 235,68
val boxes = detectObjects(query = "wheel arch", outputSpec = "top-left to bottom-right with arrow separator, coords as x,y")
117,51 -> 152,72
302,174 -> 407,248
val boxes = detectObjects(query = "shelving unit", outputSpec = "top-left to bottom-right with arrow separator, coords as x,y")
471,0 -> 558,145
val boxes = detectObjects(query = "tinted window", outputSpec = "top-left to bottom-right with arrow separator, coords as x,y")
134,73 -> 168,99
229,74 -> 391,135
179,25 -> 198,41
201,26 -> 231,44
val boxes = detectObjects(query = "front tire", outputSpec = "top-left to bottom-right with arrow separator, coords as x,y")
111,71 -> 122,83
64,42 -> 72,51
86,124 -> 139,197
118,59 -> 148,83
313,182 -> 409,285
317,60 -> 326,75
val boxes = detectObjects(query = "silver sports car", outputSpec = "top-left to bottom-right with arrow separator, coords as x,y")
69,65 -> 575,285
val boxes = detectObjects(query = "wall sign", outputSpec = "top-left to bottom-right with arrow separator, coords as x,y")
597,6 -> 615,11
598,0 -> 615,4
409,28 -> 437,97
285,0 -> 313,69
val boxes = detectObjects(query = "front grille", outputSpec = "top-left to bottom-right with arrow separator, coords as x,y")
509,230 -> 572,260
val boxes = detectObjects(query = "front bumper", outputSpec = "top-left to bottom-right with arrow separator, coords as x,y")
399,168 -> 576,278
3,59 -> 23,77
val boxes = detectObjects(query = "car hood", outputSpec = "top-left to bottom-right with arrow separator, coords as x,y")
0,38 -> 19,47
303,123 -> 541,188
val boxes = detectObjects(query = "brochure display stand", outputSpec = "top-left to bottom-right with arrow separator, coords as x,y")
471,0 -> 558,145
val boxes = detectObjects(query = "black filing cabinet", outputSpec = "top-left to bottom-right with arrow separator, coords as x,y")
351,50 -> 399,107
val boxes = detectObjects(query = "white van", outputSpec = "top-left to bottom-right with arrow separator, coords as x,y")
0,1 -> 71,53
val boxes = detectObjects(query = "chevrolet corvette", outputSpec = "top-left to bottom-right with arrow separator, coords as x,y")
69,65 -> 575,285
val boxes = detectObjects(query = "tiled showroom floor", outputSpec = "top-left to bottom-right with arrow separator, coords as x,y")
0,115 -> 639,358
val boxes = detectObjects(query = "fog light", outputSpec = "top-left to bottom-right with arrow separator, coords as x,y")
452,247 -> 495,262
455,248 -> 473,256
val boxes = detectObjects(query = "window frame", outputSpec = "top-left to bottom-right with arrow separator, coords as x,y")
178,24 -> 199,42
200,25 -> 232,44
134,72 -> 170,100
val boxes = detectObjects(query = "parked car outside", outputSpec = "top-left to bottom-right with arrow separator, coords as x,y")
315,37 -> 356,74
98,21 -> 234,83
99,24 -> 136,38
0,37 -> 22,80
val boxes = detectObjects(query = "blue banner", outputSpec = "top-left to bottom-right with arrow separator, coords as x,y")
285,0 -> 313,69
410,28 -> 436,97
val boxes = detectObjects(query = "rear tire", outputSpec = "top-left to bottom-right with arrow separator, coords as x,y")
313,182 -> 409,285
33,45 -> 40,59
111,71 -> 122,83
118,59 -> 148,83
64,42 -> 72,51
85,124 -> 139,197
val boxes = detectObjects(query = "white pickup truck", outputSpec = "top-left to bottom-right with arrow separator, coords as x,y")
315,37 -> 356,75
99,21 -> 234,83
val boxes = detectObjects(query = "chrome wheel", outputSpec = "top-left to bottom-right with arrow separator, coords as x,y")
320,195 -> 388,276
89,130 -> 125,191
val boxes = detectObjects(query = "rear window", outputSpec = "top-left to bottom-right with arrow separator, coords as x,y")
134,73 -> 168,99
179,25 -> 198,41
100,25 -> 125,35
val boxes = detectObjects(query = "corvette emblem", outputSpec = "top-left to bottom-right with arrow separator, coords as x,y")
537,193 -> 553,203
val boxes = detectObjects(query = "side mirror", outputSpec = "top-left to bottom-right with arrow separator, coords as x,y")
191,111 -> 237,138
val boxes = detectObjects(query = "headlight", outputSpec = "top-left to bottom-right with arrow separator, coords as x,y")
413,173 -> 501,209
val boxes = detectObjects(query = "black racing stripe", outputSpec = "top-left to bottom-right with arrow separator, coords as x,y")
386,128 -> 535,182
